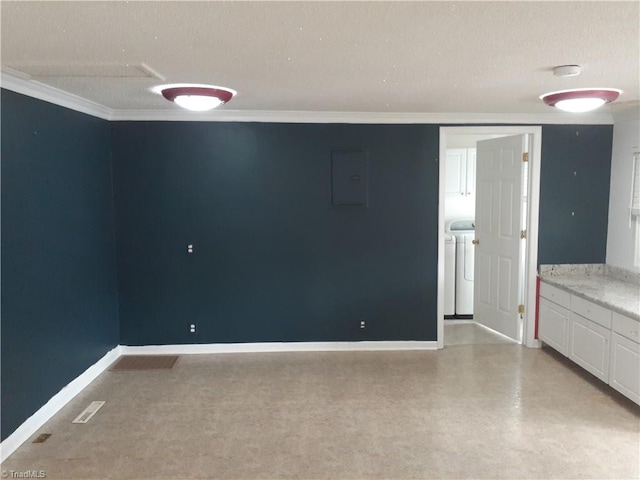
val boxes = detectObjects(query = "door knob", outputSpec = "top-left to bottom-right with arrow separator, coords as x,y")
472,239 -> 479,245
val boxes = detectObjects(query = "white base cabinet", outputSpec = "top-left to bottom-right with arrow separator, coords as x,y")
610,333 -> 640,403
539,280 -> 639,405
609,310 -> 640,404
569,313 -> 610,383
538,297 -> 570,356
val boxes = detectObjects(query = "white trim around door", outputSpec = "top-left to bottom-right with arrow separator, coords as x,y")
437,126 -> 542,349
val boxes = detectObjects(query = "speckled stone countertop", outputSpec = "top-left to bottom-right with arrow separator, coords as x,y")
539,264 -> 640,321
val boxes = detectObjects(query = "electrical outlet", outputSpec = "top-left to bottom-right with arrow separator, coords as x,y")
187,244 -> 194,253
189,323 -> 196,334
360,320 -> 366,330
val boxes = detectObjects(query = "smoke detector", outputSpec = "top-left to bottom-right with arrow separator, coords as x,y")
553,65 -> 582,77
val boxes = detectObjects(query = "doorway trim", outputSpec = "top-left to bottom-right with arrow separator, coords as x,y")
437,126 -> 542,349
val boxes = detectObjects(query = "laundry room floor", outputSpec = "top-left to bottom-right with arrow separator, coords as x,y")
444,320 -> 518,346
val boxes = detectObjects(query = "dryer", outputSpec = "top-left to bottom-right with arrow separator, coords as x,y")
444,233 -> 455,316
446,219 -> 475,316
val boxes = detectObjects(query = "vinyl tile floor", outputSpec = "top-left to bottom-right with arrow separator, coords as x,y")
2,342 -> 639,479
443,320 -> 517,346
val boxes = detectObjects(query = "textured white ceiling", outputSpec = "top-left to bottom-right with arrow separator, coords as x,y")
2,1 -> 639,115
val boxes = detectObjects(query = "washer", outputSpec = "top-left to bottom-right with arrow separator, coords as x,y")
446,219 -> 475,316
444,233 -> 455,316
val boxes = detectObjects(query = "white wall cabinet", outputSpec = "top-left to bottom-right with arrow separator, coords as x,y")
539,280 -> 639,405
445,148 -> 476,197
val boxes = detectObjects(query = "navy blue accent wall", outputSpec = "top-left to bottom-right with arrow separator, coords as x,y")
539,125 -> 613,265
1,90 -> 119,440
111,122 -> 439,345
0,96 -> 614,442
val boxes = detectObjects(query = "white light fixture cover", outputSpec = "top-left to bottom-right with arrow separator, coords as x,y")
173,95 -> 223,111
154,84 -> 237,111
540,88 -> 621,113
554,97 -> 606,113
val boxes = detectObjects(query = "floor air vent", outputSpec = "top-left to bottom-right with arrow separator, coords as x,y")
72,401 -> 105,424
32,433 -> 52,443
109,355 -> 178,371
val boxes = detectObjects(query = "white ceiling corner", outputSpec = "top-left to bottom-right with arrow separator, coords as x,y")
1,72 -> 114,120
6,63 -> 164,79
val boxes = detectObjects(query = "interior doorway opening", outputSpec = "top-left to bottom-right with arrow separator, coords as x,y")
437,127 -> 542,349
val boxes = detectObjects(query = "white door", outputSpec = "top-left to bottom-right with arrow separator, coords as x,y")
473,135 -> 527,341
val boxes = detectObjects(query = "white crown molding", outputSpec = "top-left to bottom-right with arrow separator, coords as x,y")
2,72 -> 614,125
111,108 -> 614,125
120,341 -> 438,355
1,72 -> 113,120
0,346 -> 122,463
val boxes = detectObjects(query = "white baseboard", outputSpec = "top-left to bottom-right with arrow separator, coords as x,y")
120,341 -> 438,355
0,346 -> 121,463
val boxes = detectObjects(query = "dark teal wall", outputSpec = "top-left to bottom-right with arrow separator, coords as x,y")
111,122 -> 440,345
1,90 -> 119,440
0,88 -> 614,442
111,122 -> 613,346
539,125 -> 613,264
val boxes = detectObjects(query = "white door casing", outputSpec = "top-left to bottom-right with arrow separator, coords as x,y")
437,126 -> 542,349
473,135 -> 527,341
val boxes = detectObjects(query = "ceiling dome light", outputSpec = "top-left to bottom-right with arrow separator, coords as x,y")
540,88 -> 621,113
173,94 -> 223,111
159,85 -> 236,111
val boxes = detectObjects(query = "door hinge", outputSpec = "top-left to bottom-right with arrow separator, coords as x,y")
518,304 -> 525,314
520,230 -> 527,239
522,152 -> 529,162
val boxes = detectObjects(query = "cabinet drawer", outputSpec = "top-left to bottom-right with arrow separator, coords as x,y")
571,295 -> 612,329
539,282 -> 571,309
612,312 -> 640,343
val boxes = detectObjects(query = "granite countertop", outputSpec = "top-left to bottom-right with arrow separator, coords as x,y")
539,264 -> 640,321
